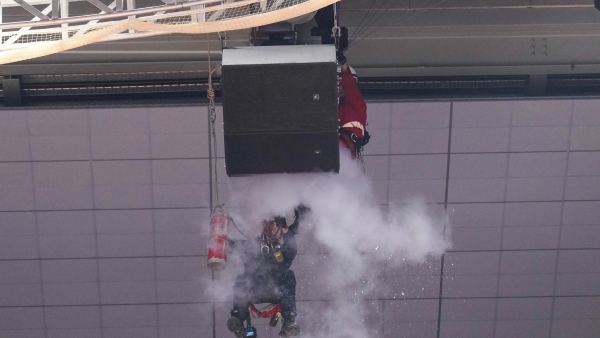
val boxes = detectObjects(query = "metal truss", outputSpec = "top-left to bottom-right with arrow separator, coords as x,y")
0,0 -> 246,48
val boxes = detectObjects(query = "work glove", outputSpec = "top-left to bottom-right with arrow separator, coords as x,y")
336,51 -> 347,65
294,205 -> 310,219
289,205 -> 310,235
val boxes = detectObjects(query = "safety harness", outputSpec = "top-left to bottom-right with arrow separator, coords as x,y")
339,127 -> 371,155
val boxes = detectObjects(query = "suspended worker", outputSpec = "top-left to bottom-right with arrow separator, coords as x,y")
227,206 -> 310,337
337,51 -> 370,158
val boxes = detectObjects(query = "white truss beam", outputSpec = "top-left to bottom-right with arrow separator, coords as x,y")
51,0 -> 58,18
72,0 -> 116,37
3,3 -> 52,45
86,0 -> 114,13
60,0 -> 68,39
206,0 -> 234,22
13,0 -> 50,20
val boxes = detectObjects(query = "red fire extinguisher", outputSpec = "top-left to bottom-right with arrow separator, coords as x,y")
207,205 -> 229,271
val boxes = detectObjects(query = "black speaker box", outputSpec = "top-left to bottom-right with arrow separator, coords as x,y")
221,46 -> 339,176
596,0 -> 600,11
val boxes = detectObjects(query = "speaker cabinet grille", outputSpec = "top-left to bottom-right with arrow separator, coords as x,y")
224,132 -> 339,175
221,46 -> 339,176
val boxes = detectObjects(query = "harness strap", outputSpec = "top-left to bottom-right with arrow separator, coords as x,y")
250,303 -> 281,319
339,127 -> 370,152
339,132 -> 354,151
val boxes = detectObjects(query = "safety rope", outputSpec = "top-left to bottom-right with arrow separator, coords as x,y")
207,33 -> 220,206
228,216 -> 251,240
357,150 -> 367,172
206,31 -> 253,242
207,35 -> 220,338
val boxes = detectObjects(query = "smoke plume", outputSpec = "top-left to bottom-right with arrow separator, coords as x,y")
211,151 -> 451,337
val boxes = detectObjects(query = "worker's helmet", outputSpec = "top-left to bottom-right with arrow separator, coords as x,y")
262,216 -> 286,241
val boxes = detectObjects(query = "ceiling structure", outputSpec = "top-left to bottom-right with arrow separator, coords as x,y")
2,0 -> 600,104
1,2 -> 600,338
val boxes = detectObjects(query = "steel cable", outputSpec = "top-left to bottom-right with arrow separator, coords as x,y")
347,0 -> 449,50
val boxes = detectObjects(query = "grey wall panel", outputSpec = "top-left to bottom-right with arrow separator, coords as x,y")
0,99 -> 598,338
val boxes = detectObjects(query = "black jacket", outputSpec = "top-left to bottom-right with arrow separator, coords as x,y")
231,231 -> 297,279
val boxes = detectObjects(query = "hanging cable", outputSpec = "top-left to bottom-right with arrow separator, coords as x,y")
207,33 -> 220,206
348,0 -> 397,48
228,216 -> 251,240
349,0 -> 393,44
206,32 -> 251,241
351,0 -> 393,42
348,0 -> 449,50
205,32 -> 218,338
357,150 -> 367,172
348,0 -> 378,42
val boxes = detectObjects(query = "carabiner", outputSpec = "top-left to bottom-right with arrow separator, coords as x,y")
332,26 -> 341,38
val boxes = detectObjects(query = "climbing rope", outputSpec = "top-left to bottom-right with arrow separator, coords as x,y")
228,216 -> 251,240
357,150 -> 367,172
207,33 -> 220,206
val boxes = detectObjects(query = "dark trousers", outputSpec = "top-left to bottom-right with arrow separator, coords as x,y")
232,270 -> 296,322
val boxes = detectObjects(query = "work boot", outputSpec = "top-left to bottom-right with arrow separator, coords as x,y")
227,317 -> 245,337
279,314 -> 300,336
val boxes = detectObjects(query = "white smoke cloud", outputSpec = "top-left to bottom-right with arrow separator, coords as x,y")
210,150 -> 451,337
